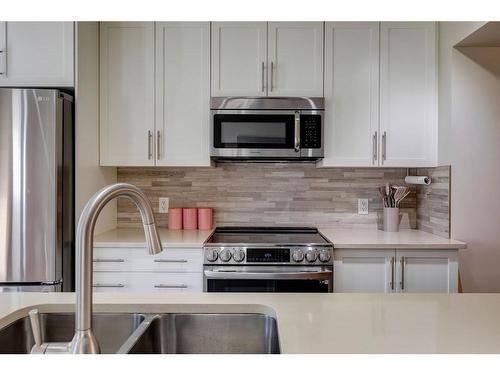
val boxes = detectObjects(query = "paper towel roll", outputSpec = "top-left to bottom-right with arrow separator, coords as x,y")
405,176 -> 431,185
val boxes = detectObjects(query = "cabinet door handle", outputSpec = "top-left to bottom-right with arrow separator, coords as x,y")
154,259 -> 188,263
0,49 -> 5,75
154,284 -> 188,289
390,256 -> 395,290
270,61 -> 274,92
93,283 -> 125,288
382,131 -> 387,162
157,130 -> 161,160
372,131 -> 378,164
148,130 -> 153,160
93,258 -> 125,263
261,61 -> 265,92
400,256 -> 406,291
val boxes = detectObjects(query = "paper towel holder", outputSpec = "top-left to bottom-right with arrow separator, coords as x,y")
405,168 -> 431,185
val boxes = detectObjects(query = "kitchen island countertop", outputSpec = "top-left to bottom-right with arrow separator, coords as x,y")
0,292 -> 498,353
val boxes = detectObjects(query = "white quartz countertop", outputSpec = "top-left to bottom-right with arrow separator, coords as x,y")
94,228 -> 213,248
94,228 -> 466,250
0,292 -> 498,353
319,228 -> 467,249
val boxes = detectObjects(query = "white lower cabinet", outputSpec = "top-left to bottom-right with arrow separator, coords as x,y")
93,246 -> 203,293
334,248 -> 458,293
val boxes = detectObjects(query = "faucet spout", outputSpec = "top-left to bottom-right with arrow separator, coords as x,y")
67,183 -> 163,354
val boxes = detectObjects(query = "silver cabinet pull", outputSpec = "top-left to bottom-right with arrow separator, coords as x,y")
93,258 -> 125,263
390,256 -> 395,290
154,259 -> 188,263
261,61 -> 265,92
372,131 -> 378,164
400,256 -> 406,291
272,61 -> 275,91
93,283 -> 125,288
0,49 -> 5,75
148,130 -> 153,160
154,284 -> 188,289
294,111 -> 300,153
156,130 -> 161,160
382,131 -> 387,162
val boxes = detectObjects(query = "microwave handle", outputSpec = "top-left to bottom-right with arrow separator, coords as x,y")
294,111 -> 300,153
204,270 -> 332,280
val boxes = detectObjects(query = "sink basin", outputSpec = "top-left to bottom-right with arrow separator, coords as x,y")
127,313 -> 280,354
0,313 -> 146,354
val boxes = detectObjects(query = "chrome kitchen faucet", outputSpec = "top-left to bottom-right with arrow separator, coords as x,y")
29,183 -> 162,354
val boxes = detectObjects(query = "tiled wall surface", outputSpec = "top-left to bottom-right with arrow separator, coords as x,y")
413,166 -> 451,238
117,163 -> 424,230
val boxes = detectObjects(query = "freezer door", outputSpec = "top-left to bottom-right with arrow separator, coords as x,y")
0,89 -> 62,283
0,283 -> 61,292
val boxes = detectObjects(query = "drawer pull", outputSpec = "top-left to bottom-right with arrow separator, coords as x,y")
154,259 -> 188,263
154,284 -> 188,289
93,283 -> 125,288
93,258 -> 125,263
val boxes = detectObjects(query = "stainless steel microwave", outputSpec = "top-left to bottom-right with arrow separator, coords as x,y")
210,97 -> 324,161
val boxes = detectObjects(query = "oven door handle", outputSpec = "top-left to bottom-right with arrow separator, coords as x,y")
204,270 -> 332,280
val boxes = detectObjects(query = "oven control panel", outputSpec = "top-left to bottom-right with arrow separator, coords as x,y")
203,246 -> 333,265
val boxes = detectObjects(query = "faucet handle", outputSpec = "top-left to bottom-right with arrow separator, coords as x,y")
29,309 -> 43,352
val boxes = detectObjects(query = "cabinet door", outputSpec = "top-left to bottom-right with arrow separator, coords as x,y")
155,22 -> 210,166
0,22 -> 74,87
334,249 -> 396,293
100,22 -> 155,166
211,22 -> 267,96
380,22 -> 437,167
396,249 -> 458,293
267,22 -> 324,97
321,22 -> 379,167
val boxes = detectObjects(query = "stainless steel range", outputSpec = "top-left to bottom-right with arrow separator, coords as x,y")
203,227 -> 333,293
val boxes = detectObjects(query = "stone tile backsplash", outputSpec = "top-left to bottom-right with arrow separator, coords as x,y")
116,163 -> 449,232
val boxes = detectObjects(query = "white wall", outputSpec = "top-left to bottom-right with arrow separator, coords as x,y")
451,45 -> 500,292
75,22 -> 117,234
438,22 -> 485,165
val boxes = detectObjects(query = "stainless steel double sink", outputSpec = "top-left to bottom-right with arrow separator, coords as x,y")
0,312 -> 280,354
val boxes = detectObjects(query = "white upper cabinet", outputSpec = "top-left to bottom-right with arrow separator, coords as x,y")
211,22 -> 267,96
155,22 -> 210,166
0,22 -> 74,87
379,22 -> 437,167
267,22 -> 324,96
395,250 -> 458,293
211,22 -> 324,97
321,22 -> 379,167
100,22 -> 155,166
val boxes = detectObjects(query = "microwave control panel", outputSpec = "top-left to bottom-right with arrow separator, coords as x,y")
300,115 -> 322,149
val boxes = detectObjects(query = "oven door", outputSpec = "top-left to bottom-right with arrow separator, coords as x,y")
204,266 -> 333,293
211,110 -> 300,158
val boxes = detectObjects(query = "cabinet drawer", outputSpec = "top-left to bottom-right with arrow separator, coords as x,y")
93,272 -> 203,293
93,247 -> 203,273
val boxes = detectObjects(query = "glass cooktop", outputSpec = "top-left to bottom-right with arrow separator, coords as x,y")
206,227 -> 330,245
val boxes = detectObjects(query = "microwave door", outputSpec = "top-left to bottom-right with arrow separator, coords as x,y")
211,111 -> 299,158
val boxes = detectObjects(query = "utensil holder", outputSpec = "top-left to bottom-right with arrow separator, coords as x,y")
383,207 -> 401,232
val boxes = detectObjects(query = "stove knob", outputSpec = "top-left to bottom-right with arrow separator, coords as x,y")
305,249 -> 318,263
232,248 -> 245,263
205,248 -> 219,262
292,249 -> 304,263
319,249 -> 331,263
219,248 -> 232,262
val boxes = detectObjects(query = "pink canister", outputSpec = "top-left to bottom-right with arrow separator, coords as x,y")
182,208 -> 198,230
168,208 -> 183,230
198,208 -> 213,230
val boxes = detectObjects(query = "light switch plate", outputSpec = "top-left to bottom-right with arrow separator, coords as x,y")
159,197 -> 169,213
358,199 -> 369,215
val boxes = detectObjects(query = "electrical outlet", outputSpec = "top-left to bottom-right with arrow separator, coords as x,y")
159,197 -> 169,213
358,199 -> 369,215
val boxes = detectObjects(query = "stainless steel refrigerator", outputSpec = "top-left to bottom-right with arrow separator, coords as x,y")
0,88 -> 74,292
